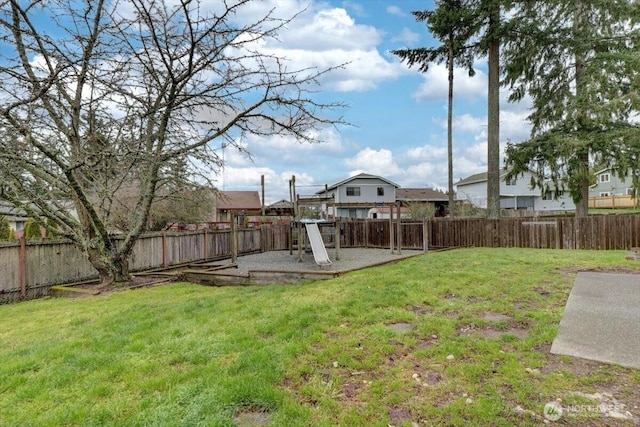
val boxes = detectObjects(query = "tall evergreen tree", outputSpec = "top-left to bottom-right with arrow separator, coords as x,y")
503,1 -> 640,217
484,0 -> 502,219
392,0 -> 479,219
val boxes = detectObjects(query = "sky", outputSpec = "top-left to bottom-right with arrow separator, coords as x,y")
212,0 -> 533,204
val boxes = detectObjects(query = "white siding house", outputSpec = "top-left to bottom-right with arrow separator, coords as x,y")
589,168 -> 636,197
455,169 -> 575,212
315,173 -> 399,219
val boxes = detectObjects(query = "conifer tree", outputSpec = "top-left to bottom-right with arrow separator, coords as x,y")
503,1 -> 640,217
392,0 -> 479,219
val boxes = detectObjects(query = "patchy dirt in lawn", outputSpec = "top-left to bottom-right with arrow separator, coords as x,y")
233,406 -> 271,426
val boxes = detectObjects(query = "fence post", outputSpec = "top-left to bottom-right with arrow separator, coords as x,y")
389,205 -> 394,253
203,229 -> 208,260
396,203 -> 402,254
335,220 -> 341,260
231,213 -> 238,263
423,219 -> 428,253
19,236 -> 27,298
162,232 -> 168,268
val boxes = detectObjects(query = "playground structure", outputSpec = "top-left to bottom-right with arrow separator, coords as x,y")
304,222 -> 332,266
181,174 -> 420,286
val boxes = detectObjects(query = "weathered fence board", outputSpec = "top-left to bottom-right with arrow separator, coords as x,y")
0,244 -> 20,293
0,228 -> 264,303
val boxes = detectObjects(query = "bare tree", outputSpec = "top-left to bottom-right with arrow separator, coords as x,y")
0,0 -> 345,284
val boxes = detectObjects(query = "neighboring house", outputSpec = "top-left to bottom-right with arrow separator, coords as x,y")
0,201 -> 28,237
265,199 -> 294,217
396,188 -> 450,217
215,191 -> 262,222
315,173 -> 399,219
455,169 -> 575,212
589,168 -> 636,198
588,168 -> 638,209
366,206 -> 410,219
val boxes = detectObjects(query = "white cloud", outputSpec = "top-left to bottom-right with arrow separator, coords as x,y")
448,114 -> 486,134
406,145 -> 447,161
405,162 -> 447,186
386,5 -> 404,16
413,64 -> 486,101
500,109 -> 531,142
223,3 -> 409,92
344,147 -> 402,175
277,8 -> 382,51
391,27 -> 421,45
264,47 -> 406,91
213,165 -> 272,189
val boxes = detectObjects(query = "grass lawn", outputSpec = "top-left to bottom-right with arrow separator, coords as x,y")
589,208 -> 640,215
1,248 -> 639,426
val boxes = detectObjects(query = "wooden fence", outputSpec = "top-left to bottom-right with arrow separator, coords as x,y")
3,215 -> 640,303
0,226 -> 284,303
589,195 -> 637,209
425,215 -> 640,250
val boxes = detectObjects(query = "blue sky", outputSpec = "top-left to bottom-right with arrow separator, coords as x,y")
215,0 -> 533,203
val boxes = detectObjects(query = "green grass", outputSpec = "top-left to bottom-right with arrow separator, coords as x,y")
589,207 -> 640,215
1,248 -> 639,426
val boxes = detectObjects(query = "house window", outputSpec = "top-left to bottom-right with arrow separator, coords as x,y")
599,192 -> 610,197
542,190 -> 562,200
346,186 -> 360,197
505,177 -> 517,186
377,187 -> 384,196
627,188 -> 635,196
599,173 -> 610,183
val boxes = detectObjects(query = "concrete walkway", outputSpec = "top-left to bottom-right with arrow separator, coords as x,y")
551,272 -> 640,369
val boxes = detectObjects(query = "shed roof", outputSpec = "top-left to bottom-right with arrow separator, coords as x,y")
456,168 -> 513,186
268,199 -> 293,208
396,188 -> 449,202
216,191 -> 261,211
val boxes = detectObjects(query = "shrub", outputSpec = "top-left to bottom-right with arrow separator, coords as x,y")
0,216 -> 11,240
23,218 -> 43,240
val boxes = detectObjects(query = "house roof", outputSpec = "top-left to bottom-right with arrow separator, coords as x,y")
268,199 -> 293,208
216,191 -> 261,211
316,173 -> 400,194
456,168 -> 514,186
396,188 -> 449,202
0,201 -> 27,218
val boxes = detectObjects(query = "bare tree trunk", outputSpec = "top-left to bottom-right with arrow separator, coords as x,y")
575,151 -> 590,217
88,246 -> 130,286
486,3 -> 501,219
574,1 -> 589,218
447,39 -> 455,219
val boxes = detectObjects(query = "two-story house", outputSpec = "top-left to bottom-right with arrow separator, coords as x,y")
589,168 -> 636,198
588,168 -> 638,209
315,173 -> 399,219
456,169 -> 575,212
